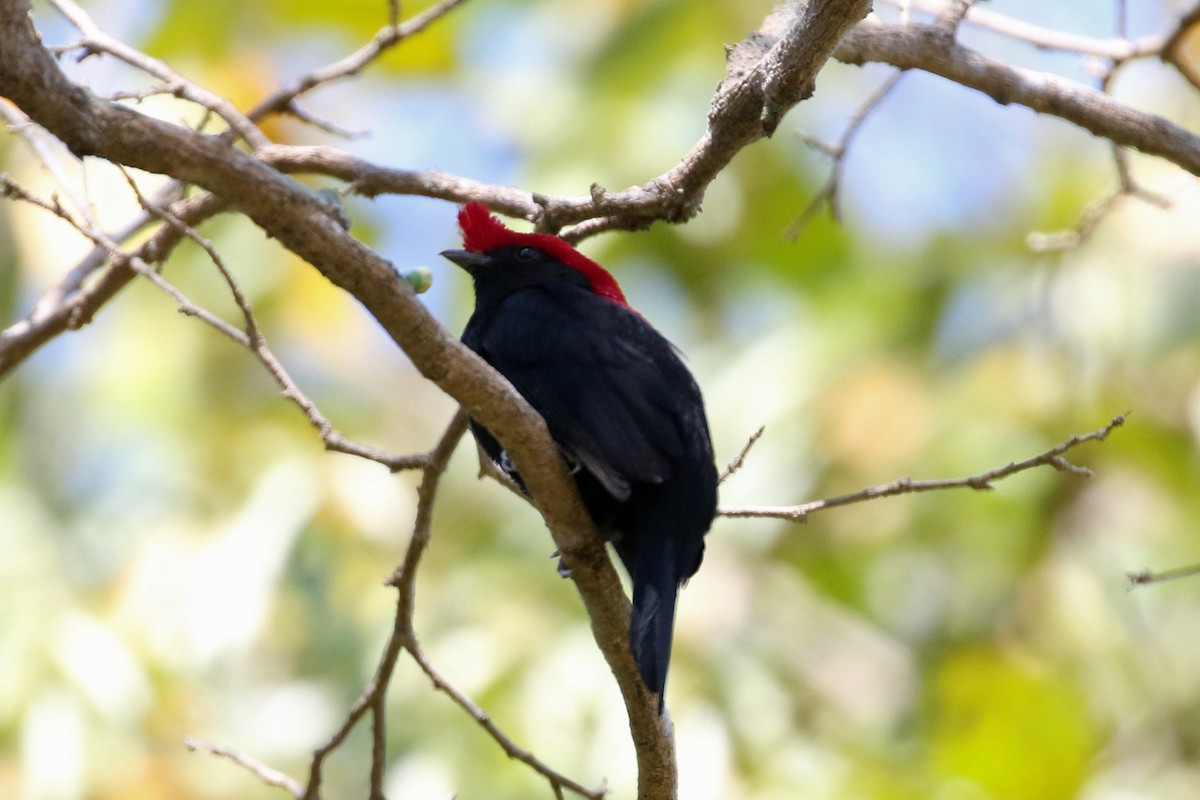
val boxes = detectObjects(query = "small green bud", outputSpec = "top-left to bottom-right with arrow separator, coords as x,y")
403,267 -> 433,294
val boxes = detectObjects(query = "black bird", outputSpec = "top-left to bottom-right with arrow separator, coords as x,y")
441,203 -> 718,712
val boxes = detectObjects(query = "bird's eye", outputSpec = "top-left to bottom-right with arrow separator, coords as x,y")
517,247 -> 537,261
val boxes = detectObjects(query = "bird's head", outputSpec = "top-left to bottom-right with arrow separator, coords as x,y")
440,202 -> 629,307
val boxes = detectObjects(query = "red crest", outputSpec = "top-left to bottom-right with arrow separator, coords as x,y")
457,203 -> 629,307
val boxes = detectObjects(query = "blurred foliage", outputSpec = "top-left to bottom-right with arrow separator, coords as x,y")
4,0 -> 1200,798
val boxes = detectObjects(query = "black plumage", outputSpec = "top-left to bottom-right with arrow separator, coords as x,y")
442,204 -> 717,712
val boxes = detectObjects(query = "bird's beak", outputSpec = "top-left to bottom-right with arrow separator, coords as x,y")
440,249 -> 490,274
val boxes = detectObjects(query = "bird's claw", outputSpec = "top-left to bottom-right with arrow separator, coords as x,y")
549,550 -> 573,578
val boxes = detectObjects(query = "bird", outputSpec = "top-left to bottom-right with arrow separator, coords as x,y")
441,202 -> 718,713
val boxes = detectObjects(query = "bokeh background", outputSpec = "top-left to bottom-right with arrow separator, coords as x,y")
3,0 -> 1200,798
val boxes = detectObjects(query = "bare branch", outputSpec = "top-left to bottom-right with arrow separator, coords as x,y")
253,0 -> 876,246
0,100 -> 94,219
10,1 -> 1200,382
934,0 -> 976,38
184,736 -> 304,798
884,0 -> 1167,60
788,72 -> 903,238
0,0 -> 474,375
250,4 -> 1200,249
246,0 -> 473,125
303,410 -> 597,800
0,187 -> 225,377
303,412 -> 468,800
718,425 -> 766,486
1026,168 -> 1172,252
835,18 -> 1200,177
283,102 -> 370,140
1161,4 -> 1200,90
720,413 -> 1128,523
1127,562 -> 1200,588
46,0 -> 267,147
530,0 -> 875,239
405,642 -> 606,800
121,172 -> 424,471
1022,3 -> 1179,254
376,411 -> 603,798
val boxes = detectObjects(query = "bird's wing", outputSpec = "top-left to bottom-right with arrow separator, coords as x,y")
472,287 -> 694,500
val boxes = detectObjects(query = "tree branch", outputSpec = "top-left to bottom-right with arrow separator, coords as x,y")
185,737 -> 304,798
9,1 -> 1200,381
0,187 -> 226,376
301,412 -> 470,800
1127,562 -> 1200,588
721,413 -> 1128,522
885,0 -> 1168,60
246,0 -> 473,127
1,0 -> 1182,792
0,0 -> 675,786
788,71 -> 904,237
46,0 -> 267,147
835,17 -> 1200,177
387,412 -> 603,800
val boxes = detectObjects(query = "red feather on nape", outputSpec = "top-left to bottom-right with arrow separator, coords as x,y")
457,202 -> 630,308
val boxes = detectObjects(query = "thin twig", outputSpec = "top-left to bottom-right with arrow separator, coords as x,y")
46,0 -> 267,147
283,101 -> 370,139
298,410 -> 598,799
303,412 -> 468,800
1127,562 -> 1200,588
246,0 -> 472,124
788,72 -> 903,238
185,737 -> 304,798
0,0 -> 473,380
720,413 -> 1129,523
406,641 -> 607,800
0,100 -> 93,220
883,0 -> 1167,60
118,169 -> 424,472
381,411 -> 604,799
718,425 -> 766,485
1024,3 -> 1176,255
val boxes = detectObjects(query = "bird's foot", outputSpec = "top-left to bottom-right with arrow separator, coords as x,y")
549,550 -> 573,578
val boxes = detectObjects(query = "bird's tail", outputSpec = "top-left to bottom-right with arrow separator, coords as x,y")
628,541 -> 680,714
